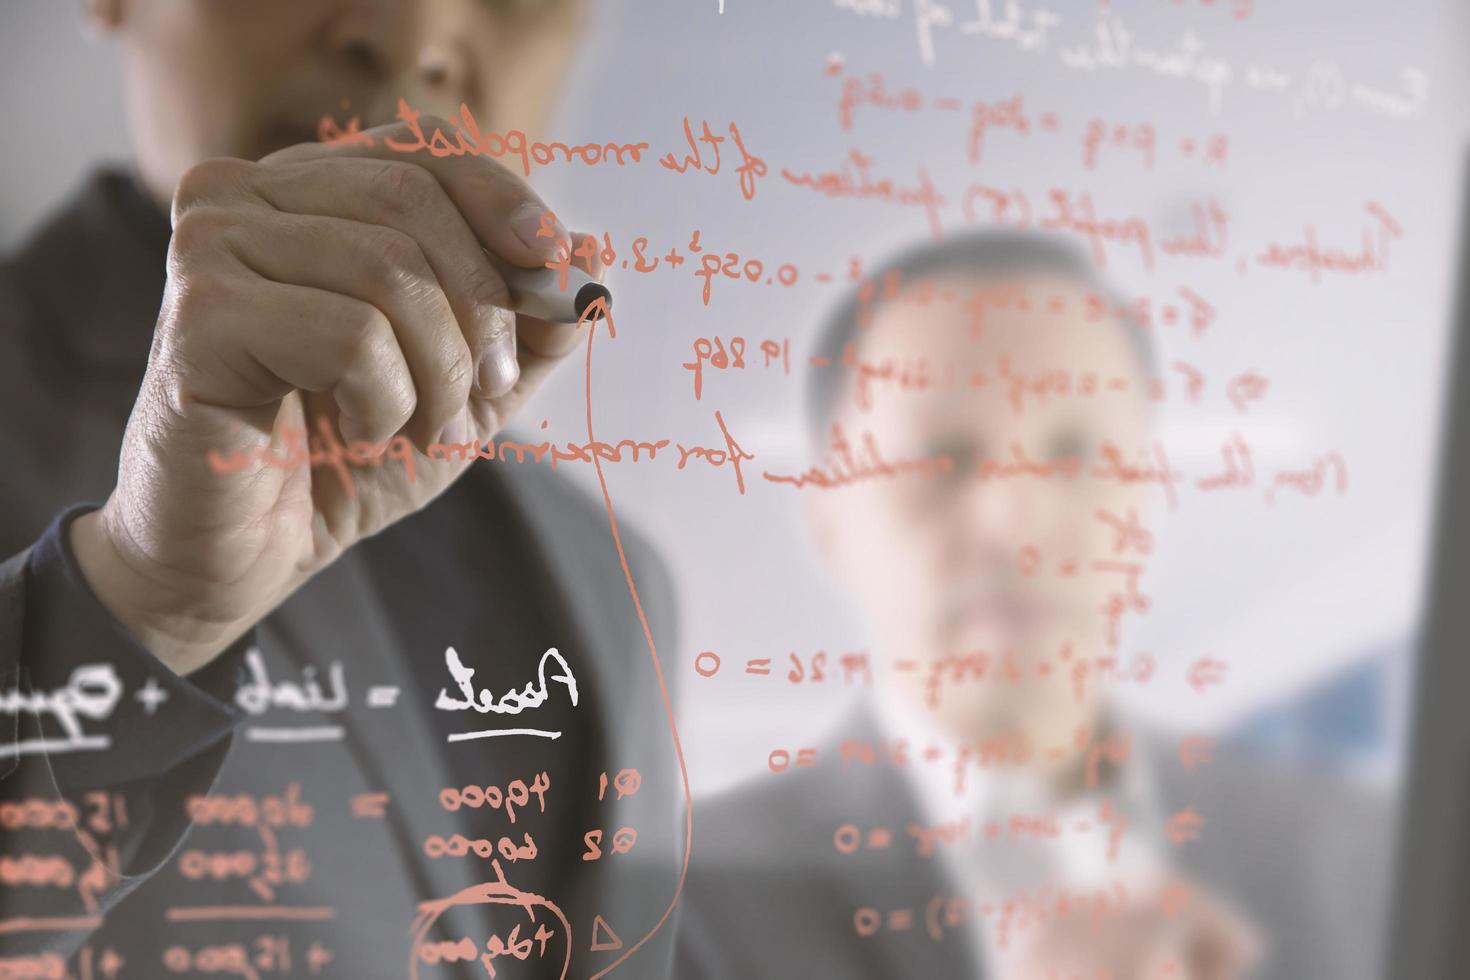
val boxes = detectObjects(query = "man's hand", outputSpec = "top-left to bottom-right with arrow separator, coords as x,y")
71,115 -> 603,675
1011,877 -> 1262,980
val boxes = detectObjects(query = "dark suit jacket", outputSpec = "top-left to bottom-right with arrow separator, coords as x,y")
0,170 -> 684,979
673,706 -> 1393,980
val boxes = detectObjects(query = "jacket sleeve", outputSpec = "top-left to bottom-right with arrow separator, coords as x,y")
0,505 -> 252,959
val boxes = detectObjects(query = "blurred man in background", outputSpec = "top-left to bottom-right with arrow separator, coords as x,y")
0,1 -> 680,976
675,230 -> 1393,979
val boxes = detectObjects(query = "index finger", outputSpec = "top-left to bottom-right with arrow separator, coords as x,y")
261,105 -> 570,269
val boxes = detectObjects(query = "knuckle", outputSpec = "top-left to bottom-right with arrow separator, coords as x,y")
379,362 -> 419,430
465,267 -> 511,314
172,158 -> 253,223
151,357 -> 196,423
340,302 -> 392,363
370,229 -> 433,286
169,204 -> 234,257
438,351 -> 474,406
155,274 -> 235,361
390,385 -> 418,430
425,329 -> 474,409
340,305 -> 419,427
483,305 -> 515,344
372,161 -> 439,213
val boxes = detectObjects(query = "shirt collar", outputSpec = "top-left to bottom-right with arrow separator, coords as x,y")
869,688 -> 1170,886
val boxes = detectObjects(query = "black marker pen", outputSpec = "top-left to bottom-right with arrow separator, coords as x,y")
488,253 -> 612,323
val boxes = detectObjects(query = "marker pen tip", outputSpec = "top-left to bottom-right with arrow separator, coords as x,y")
575,282 -> 613,321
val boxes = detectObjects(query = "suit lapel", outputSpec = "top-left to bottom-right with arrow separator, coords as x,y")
258,547 -> 484,909
0,548 -> 28,780
476,456 -> 672,795
481,454 -> 686,975
825,706 -> 988,979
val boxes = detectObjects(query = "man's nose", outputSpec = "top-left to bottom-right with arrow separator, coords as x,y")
414,42 -> 472,100
324,0 -> 477,116
954,480 -> 1032,558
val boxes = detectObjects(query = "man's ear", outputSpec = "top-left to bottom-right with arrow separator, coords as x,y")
82,0 -> 124,35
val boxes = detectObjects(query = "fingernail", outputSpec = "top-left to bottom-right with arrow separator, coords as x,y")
478,346 -> 519,398
510,202 -> 566,259
477,326 -> 520,399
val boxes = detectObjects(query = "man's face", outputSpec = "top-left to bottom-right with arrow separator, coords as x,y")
105,0 -> 581,202
808,272 -> 1152,751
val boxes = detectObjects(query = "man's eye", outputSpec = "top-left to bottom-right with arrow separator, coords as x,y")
1045,429 -> 1089,461
928,437 -> 980,473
